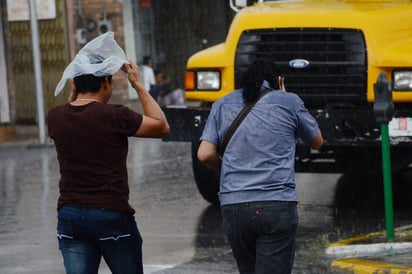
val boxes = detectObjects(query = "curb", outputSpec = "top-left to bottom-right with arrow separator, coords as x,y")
331,258 -> 412,273
326,242 -> 412,258
0,139 -> 55,149
327,225 -> 412,273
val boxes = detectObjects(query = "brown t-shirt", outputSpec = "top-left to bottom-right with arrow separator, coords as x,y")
47,102 -> 143,214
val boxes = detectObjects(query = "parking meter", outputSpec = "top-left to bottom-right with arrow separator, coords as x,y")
373,73 -> 394,123
373,72 -> 395,240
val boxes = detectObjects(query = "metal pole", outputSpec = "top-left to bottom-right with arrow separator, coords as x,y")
28,0 -> 46,144
380,123 -> 394,240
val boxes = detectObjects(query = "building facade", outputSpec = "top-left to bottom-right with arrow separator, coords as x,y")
0,0 -> 232,140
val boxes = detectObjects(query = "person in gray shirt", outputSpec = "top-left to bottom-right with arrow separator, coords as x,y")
197,59 -> 323,274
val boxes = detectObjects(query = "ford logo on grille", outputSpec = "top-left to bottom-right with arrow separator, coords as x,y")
289,59 -> 310,69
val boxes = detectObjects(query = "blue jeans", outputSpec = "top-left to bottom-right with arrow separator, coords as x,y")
57,205 -> 143,274
221,201 -> 298,274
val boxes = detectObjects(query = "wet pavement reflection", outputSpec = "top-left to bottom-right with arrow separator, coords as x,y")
1,138 -> 412,273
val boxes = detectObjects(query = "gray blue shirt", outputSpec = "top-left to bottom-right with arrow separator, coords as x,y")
200,82 -> 320,206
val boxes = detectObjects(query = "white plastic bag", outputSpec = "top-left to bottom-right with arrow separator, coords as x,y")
54,32 -> 127,96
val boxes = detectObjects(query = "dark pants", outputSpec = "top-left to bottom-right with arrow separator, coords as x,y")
57,205 -> 143,274
221,201 -> 298,274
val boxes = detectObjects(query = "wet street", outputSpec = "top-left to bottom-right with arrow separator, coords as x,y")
1,138 -> 412,274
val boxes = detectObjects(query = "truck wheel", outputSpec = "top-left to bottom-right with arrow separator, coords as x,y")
191,141 -> 220,205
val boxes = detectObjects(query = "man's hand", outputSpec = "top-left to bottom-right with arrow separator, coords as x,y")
123,61 -> 144,90
124,60 -> 170,138
277,76 -> 286,91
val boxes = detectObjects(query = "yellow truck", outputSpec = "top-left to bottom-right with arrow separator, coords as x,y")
163,0 -> 412,204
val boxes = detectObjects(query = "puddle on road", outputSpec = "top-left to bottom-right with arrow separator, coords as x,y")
2,140 -> 412,273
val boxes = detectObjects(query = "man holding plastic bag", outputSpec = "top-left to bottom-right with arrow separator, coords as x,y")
47,32 -> 170,274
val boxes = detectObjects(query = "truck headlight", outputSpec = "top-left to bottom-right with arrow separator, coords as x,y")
197,71 -> 220,90
393,70 -> 412,91
185,70 -> 221,91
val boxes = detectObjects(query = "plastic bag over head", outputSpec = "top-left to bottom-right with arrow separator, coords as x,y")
54,31 -> 127,96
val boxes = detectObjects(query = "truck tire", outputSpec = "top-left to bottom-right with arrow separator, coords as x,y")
191,141 -> 220,205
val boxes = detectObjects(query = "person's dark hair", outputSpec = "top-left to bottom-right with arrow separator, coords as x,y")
154,69 -> 162,77
74,74 -> 112,93
143,55 -> 152,66
240,59 -> 280,103
154,69 -> 172,95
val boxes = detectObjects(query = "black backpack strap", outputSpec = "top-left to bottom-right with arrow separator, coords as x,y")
217,89 -> 272,159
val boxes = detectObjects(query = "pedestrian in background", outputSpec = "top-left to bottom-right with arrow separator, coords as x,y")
197,59 -> 323,274
150,69 -> 185,107
141,55 -> 156,92
48,32 -> 170,274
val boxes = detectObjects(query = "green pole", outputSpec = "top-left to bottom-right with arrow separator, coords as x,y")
380,123 -> 394,240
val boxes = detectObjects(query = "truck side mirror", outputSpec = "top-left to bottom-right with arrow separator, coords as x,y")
373,73 -> 394,124
230,0 -> 248,12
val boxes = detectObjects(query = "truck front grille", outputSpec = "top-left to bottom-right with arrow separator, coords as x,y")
235,28 -> 367,106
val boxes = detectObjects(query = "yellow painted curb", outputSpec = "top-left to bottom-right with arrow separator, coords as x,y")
328,231 -> 384,248
329,225 -> 412,248
331,258 -> 412,274
329,225 -> 412,273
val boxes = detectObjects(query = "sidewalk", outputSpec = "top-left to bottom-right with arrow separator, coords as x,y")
326,225 -> 412,273
0,125 -> 53,148
2,125 -> 412,273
